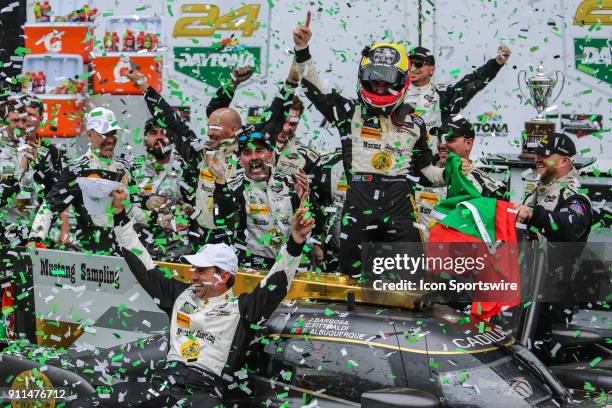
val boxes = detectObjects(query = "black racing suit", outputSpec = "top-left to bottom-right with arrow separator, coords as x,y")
28,152 -> 146,254
403,58 -> 504,131
295,46 -> 444,276
0,140 -> 66,248
204,80 -> 319,177
74,211 -> 304,407
143,83 -> 293,245
213,171 -> 302,269
311,148 -> 345,271
522,168 -> 592,363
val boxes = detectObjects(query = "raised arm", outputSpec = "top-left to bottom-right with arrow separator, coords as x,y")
292,12 -> 354,128
111,189 -> 189,316
443,46 -> 510,116
126,69 -> 202,168
208,154 -> 247,242
206,66 -> 254,117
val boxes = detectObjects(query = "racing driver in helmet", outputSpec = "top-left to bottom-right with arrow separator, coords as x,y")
293,12 -> 465,276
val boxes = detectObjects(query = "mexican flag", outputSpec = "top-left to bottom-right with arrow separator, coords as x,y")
428,153 -> 520,319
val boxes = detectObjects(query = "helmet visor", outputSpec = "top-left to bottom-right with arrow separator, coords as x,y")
360,64 -> 401,85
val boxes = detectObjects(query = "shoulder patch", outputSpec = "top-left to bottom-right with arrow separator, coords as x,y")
413,115 -> 425,127
568,201 -> 587,215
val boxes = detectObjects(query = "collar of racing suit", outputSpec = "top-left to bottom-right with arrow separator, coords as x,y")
190,287 -> 235,307
408,81 -> 435,95
85,148 -> 121,170
536,167 -> 581,198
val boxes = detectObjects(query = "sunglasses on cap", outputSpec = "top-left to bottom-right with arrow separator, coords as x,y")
239,132 -> 266,143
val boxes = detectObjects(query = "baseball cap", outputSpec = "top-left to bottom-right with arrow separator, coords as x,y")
183,243 -> 239,275
144,117 -> 164,134
238,130 -> 272,153
409,46 -> 435,65
535,132 -> 576,157
430,117 -> 475,142
85,107 -> 124,134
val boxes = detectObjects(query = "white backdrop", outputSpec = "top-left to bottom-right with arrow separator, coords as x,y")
428,0 -> 610,160
26,0 -> 610,162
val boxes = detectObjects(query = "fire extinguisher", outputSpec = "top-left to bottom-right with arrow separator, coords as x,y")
1,282 -> 15,340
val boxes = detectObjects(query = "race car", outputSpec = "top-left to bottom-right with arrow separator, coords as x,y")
0,264 -> 609,407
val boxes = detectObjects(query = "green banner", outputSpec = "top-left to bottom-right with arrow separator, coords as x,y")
174,46 -> 261,88
574,38 -> 611,85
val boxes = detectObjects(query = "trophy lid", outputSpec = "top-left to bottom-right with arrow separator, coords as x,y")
528,63 -> 553,84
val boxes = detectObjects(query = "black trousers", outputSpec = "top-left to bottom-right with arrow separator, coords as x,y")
339,177 -> 423,276
73,362 -> 224,407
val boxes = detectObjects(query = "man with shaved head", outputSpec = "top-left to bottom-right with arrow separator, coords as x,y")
127,68 -> 250,246
128,66 -> 295,247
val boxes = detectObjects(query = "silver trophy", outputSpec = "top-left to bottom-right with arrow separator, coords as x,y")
517,63 -> 565,158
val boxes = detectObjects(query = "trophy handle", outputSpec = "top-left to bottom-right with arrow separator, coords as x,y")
517,70 -> 529,101
551,70 -> 565,104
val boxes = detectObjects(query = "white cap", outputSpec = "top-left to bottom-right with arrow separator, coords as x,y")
183,243 -> 239,275
85,107 -> 124,134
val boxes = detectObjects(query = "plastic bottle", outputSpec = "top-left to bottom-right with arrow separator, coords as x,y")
123,29 -> 135,52
103,32 -> 112,51
143,33 -> 152,50
80,5 -> 89,22
137,31 -> 145,51
112,32 -> 119,52
34,0 -> 42,22
151,34 -> 158,51
41,0 -> 51,22
22,72 -> 33,93
38,71 -> 46,94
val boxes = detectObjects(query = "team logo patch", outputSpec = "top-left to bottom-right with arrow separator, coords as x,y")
370,46 -> 400,65
179,301 -> 197,314
360,126 -> 382,139
569,202 -> 586,215
249,204 -> 269,215
200,169 -> 214,182
336,180 -> 348,191
544,195 -> 557,203
371,152 -> 393,171
176,312 -> 191,328
270,183 -> 284,193
180,339 -> 201,362
262,228 -> 285,249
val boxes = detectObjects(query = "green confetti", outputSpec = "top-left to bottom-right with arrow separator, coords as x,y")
589,357 -> 602,367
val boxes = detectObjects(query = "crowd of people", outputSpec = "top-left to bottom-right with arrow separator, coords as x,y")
0,23 -> 590,268
0,12 -> 597,406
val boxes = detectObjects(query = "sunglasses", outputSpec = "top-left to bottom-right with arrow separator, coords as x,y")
411,60 -> 430,69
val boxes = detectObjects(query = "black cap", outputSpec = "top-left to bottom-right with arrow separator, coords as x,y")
430,117 -> 475,141
238,130 -> 272,153
409,46 -> 435,65
144,117 -> 163,133
535,132 -> 576,157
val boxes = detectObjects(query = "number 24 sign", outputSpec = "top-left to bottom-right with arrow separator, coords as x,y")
173,4 -> 262,37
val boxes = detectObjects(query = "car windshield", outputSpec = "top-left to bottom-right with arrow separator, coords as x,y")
438,354 -> 554,407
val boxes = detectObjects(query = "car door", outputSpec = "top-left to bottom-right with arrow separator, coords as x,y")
245,301 -> 411,407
